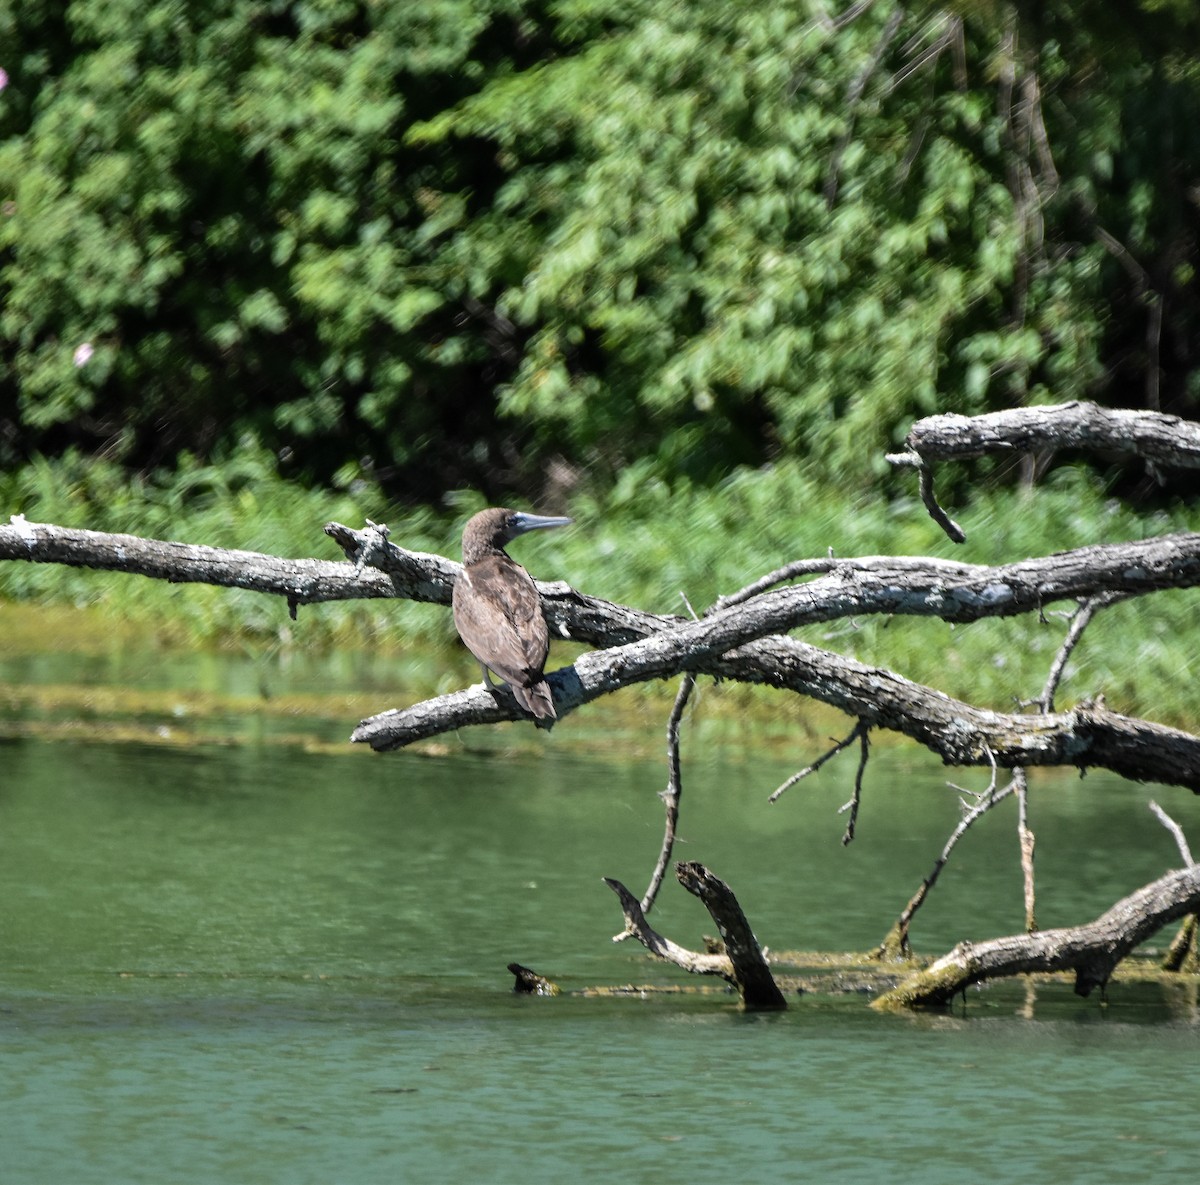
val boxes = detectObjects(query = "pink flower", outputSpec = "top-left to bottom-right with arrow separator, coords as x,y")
0,69 -> 8,92
73,342 -> 94,367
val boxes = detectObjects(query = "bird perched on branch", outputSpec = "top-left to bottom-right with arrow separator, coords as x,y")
452,507 -> 572,720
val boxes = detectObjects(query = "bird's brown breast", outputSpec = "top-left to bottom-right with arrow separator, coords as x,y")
452,556 -> 549,684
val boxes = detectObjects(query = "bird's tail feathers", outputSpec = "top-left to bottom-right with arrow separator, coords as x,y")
512,680 -> 557,721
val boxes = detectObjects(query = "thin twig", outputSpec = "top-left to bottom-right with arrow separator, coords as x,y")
918,462 -> 966,543
1037,591 -> 1125,711
1015,767 -> 1037,932
639,673 -> 696,915
839,726 -> 871,845
712,557 -> 838,613
1149,800 -> 1196,867
626,595 -> 702,920
1151,802 -> 1199,972
882,777 -> 1018,956
769,720 -> 865,804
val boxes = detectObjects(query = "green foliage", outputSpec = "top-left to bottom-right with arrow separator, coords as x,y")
1,1 -> 1197,503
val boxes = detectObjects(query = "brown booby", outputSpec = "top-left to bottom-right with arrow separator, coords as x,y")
452,507 -> 572,720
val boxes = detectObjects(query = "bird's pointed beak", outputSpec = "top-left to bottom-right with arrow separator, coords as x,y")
510,513 -> 573,536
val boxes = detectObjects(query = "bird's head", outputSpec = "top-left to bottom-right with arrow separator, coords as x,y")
461,507 -> 572,564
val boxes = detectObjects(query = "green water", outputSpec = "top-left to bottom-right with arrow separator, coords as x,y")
3,699 -> 1200,1181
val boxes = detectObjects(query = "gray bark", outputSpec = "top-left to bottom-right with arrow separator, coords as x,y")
892,400 -> 1200,470
7,513 -> 1200,791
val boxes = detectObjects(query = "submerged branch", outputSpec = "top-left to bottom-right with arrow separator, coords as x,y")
604,876 -> 733,980
607,863 -> 786,1010
875,862 -> 1200,1008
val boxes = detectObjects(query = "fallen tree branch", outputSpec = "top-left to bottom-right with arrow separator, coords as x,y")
8,516 -> 1198,650
604,876 -> 733,979
0,515 -> 407,611
606,862 -> 787,1009
354,631 -> 1200,791
873,861 -> 1200,1008
1149,800 -> 1195,867
6,516 -> 1200,788
887,402 -> 1200,540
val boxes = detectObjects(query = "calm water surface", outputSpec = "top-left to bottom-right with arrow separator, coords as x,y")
3,676 -> 1200,1182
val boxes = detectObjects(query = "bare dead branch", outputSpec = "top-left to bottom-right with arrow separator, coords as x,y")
1036,592 -> 1126,712
917,461 -> 966,543
891,581 -> 1111,956
674,862 -> 787,1010
1150,801 -> 1196,867
7,513 -> 1196,789
608,863 -> 788,1008
0,515 -> 409,606
877,776 -> 1018,960
1016,768 -> 1037,933
896,402 -> 1200,472
712,556 -> 839,613
839,727 -> 871,845
640,673 -> 696,915
353,628 -> 1200,791
769,720 -> 864,804
1148,802 -> 1196,975
875,861 -> 1200,1008
604,875 -> 733,978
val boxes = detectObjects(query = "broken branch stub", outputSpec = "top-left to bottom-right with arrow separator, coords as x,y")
605,864 -> 787,1010
674,861 -> 787,1010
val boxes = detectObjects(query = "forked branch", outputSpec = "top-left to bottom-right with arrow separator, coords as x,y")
607,862 -> 787,1010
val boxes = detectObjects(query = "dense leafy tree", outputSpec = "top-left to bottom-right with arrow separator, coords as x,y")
1,1 -> 1197,502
